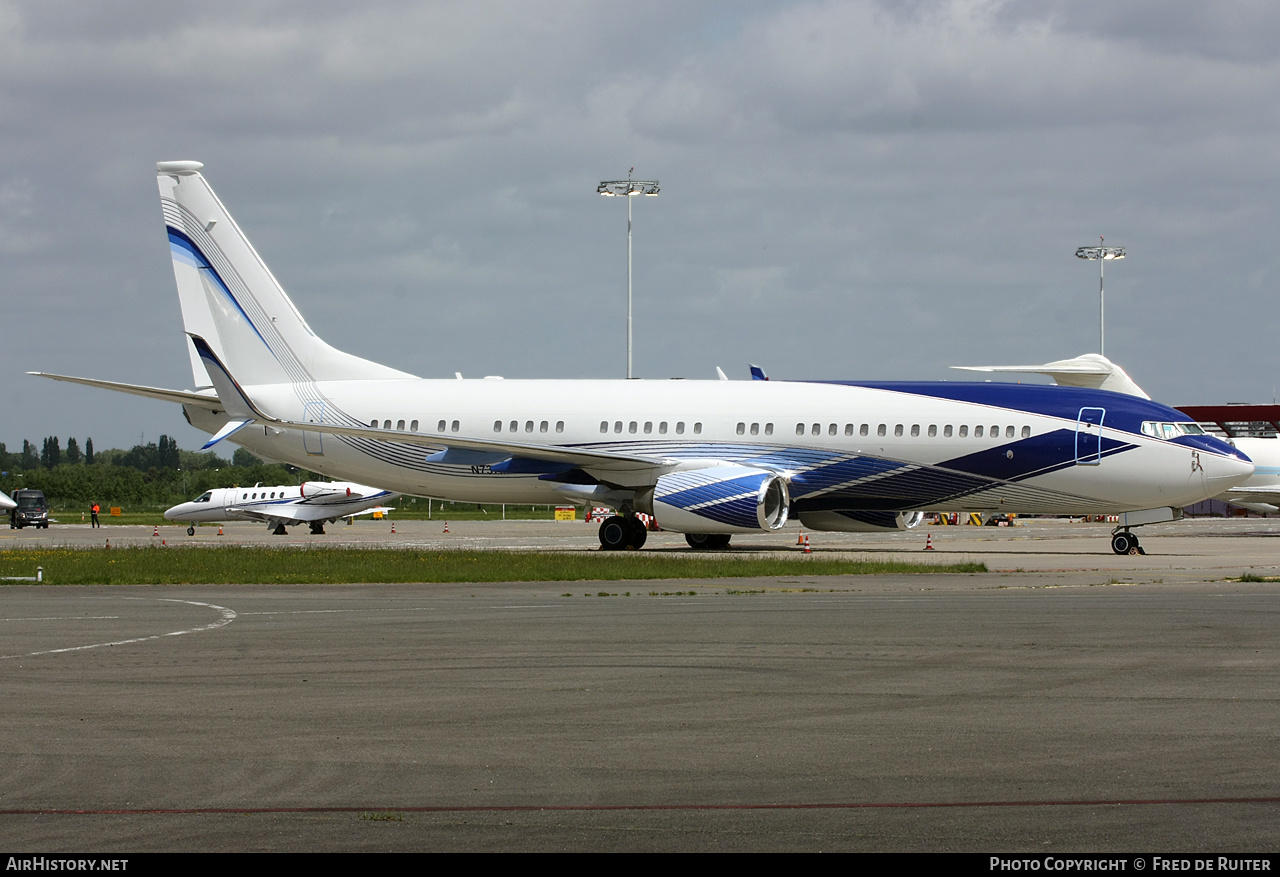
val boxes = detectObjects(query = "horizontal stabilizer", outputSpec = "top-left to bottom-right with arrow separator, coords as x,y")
951,353 -> 1150,399
28,373 -> 222,409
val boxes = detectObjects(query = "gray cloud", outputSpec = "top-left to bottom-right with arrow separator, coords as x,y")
3,0 -> 1279,451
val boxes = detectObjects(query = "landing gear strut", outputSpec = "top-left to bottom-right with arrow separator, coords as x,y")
1111,528 -> 1145,555
598,515 -> 648,550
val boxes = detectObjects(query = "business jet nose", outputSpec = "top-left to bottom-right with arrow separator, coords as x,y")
162,505 -> 180,521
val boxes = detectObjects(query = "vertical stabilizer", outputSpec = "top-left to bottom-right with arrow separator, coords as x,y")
156,161 -> 414,388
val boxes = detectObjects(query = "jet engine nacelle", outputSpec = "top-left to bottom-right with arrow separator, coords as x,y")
797,510 -> 925,532
300,481 -> 359,500
652,466 -> 790,533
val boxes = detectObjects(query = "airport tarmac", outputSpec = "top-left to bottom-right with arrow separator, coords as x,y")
2,517 -> 1279,852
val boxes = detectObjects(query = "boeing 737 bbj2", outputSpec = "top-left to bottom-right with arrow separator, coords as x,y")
33,161 -> 1253,554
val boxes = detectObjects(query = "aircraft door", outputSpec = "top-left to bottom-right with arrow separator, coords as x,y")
303,402 -> 324,456
1075,407 -> 1105,465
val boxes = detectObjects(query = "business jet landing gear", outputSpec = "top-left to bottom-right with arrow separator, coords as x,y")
685,533 -> 732,550
310,522 -> 326,535
272,523 -> 288,536
598,515 -> 648,550
1111,528 -> 1145,556
187,526 -> 195,536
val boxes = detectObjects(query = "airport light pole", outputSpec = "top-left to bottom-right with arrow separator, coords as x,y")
1075,237 -> 1125,357
598,170 -> 659,379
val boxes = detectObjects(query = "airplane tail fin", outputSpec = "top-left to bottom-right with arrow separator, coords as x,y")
156,161 -> 414,389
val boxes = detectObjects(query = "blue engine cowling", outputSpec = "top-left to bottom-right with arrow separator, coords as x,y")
652,466 -> 791,534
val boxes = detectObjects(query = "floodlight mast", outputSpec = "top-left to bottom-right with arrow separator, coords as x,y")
598,171 -> 660,379
1075,237 -> 1125,356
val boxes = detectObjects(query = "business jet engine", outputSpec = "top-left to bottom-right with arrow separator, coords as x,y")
797,510 -> 925,532
651,466 -> 791,533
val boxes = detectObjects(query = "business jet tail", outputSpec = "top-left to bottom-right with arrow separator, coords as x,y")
156,161 -> 414,389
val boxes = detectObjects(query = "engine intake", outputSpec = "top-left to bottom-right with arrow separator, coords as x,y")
652,466 -> 790,533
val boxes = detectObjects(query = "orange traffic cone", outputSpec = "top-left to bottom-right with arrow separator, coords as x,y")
153,525 -> 159,537
797,530 -> 805,545
161,539 -> 166,546
217,525 -> 223,536
923,532 -> 934,550
802,534 -> 812,554
443,521 -> 450,533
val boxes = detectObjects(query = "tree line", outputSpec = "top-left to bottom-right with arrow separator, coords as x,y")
0,435 -> 310,507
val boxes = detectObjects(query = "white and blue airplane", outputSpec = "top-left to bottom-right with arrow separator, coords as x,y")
164,481 -> 397,536
33,161 -> 1254,555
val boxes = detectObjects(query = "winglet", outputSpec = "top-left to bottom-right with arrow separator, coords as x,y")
749,364 -> 769,381
201,419 -> 253,450
188,333 -> 271,421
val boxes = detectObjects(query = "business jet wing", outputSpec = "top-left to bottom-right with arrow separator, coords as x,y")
0,490 -> 15,512
28,373 -> 222,410
951,353 -> 1150,399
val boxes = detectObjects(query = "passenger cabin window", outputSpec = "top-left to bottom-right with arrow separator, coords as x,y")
860,424 -> 869,437
959,425 -> 968,437
877,424 -> 886,437
1021,425 -> 1031,438
928,425 -> 937,437
693,423 -> 702,435
438,420 -> 446,432
494,421 -> 502,432
659,422 -> 668,434
975,426 -> 984,438
451,420 -> 459,433
944,425 -> 953,437
396,420 -> 405,431
796,424 -> 805,436
600,421 -> 608,433
411,420 -> 418,431
540,421 -> 549,433
910,424 -> 920,437
1006,425 -> 1014,438
556,421 -> 564,433
676,422 -> 685,435
525,421 -> 534,433
894,424 -> 904,437
765,423 -> 773,436
750,423 -> 759,436
737,422 -> 746,435
644,422 -> 652,434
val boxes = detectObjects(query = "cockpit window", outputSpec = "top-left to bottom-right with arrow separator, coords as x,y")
1141,422 -> 1206,439
194,492 -> 213,503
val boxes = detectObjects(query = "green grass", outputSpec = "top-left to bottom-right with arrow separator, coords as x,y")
0,546 -> 985,585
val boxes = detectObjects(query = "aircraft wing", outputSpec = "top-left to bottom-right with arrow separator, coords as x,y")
951,353 -> 1150,399
29,373 -> 222,410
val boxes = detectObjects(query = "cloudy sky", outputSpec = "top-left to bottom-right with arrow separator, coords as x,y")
3,0 -> 1279,452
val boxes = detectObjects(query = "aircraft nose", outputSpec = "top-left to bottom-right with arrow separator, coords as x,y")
163,506 -> 179,521
1203,448 -> 1254,492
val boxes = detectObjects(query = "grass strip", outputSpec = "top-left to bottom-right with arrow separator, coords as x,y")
0,546 -> 985,585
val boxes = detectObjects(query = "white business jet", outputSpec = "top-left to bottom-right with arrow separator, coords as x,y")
32,161 -> 1253,555
164,481 -> 397,535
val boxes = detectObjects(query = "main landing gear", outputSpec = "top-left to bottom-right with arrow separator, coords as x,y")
1111,528 -> 1145,556
685,533 -> 732,550
598,515 -> 648,551
272,523 -> 288,536
309,522 -> 326,535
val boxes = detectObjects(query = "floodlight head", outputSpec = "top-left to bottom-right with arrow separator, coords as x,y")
598,180 -> 660,197
1076,246 -> 1126,261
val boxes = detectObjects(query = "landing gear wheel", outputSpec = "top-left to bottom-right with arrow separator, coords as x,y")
626,516 -> 648,550
1111,531 -> 1143,555
599,516 -> 643,550
685,533 -> 732,550
310,522 -> 326,535
187,526 -> 195,536
273,523 -> 288,536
